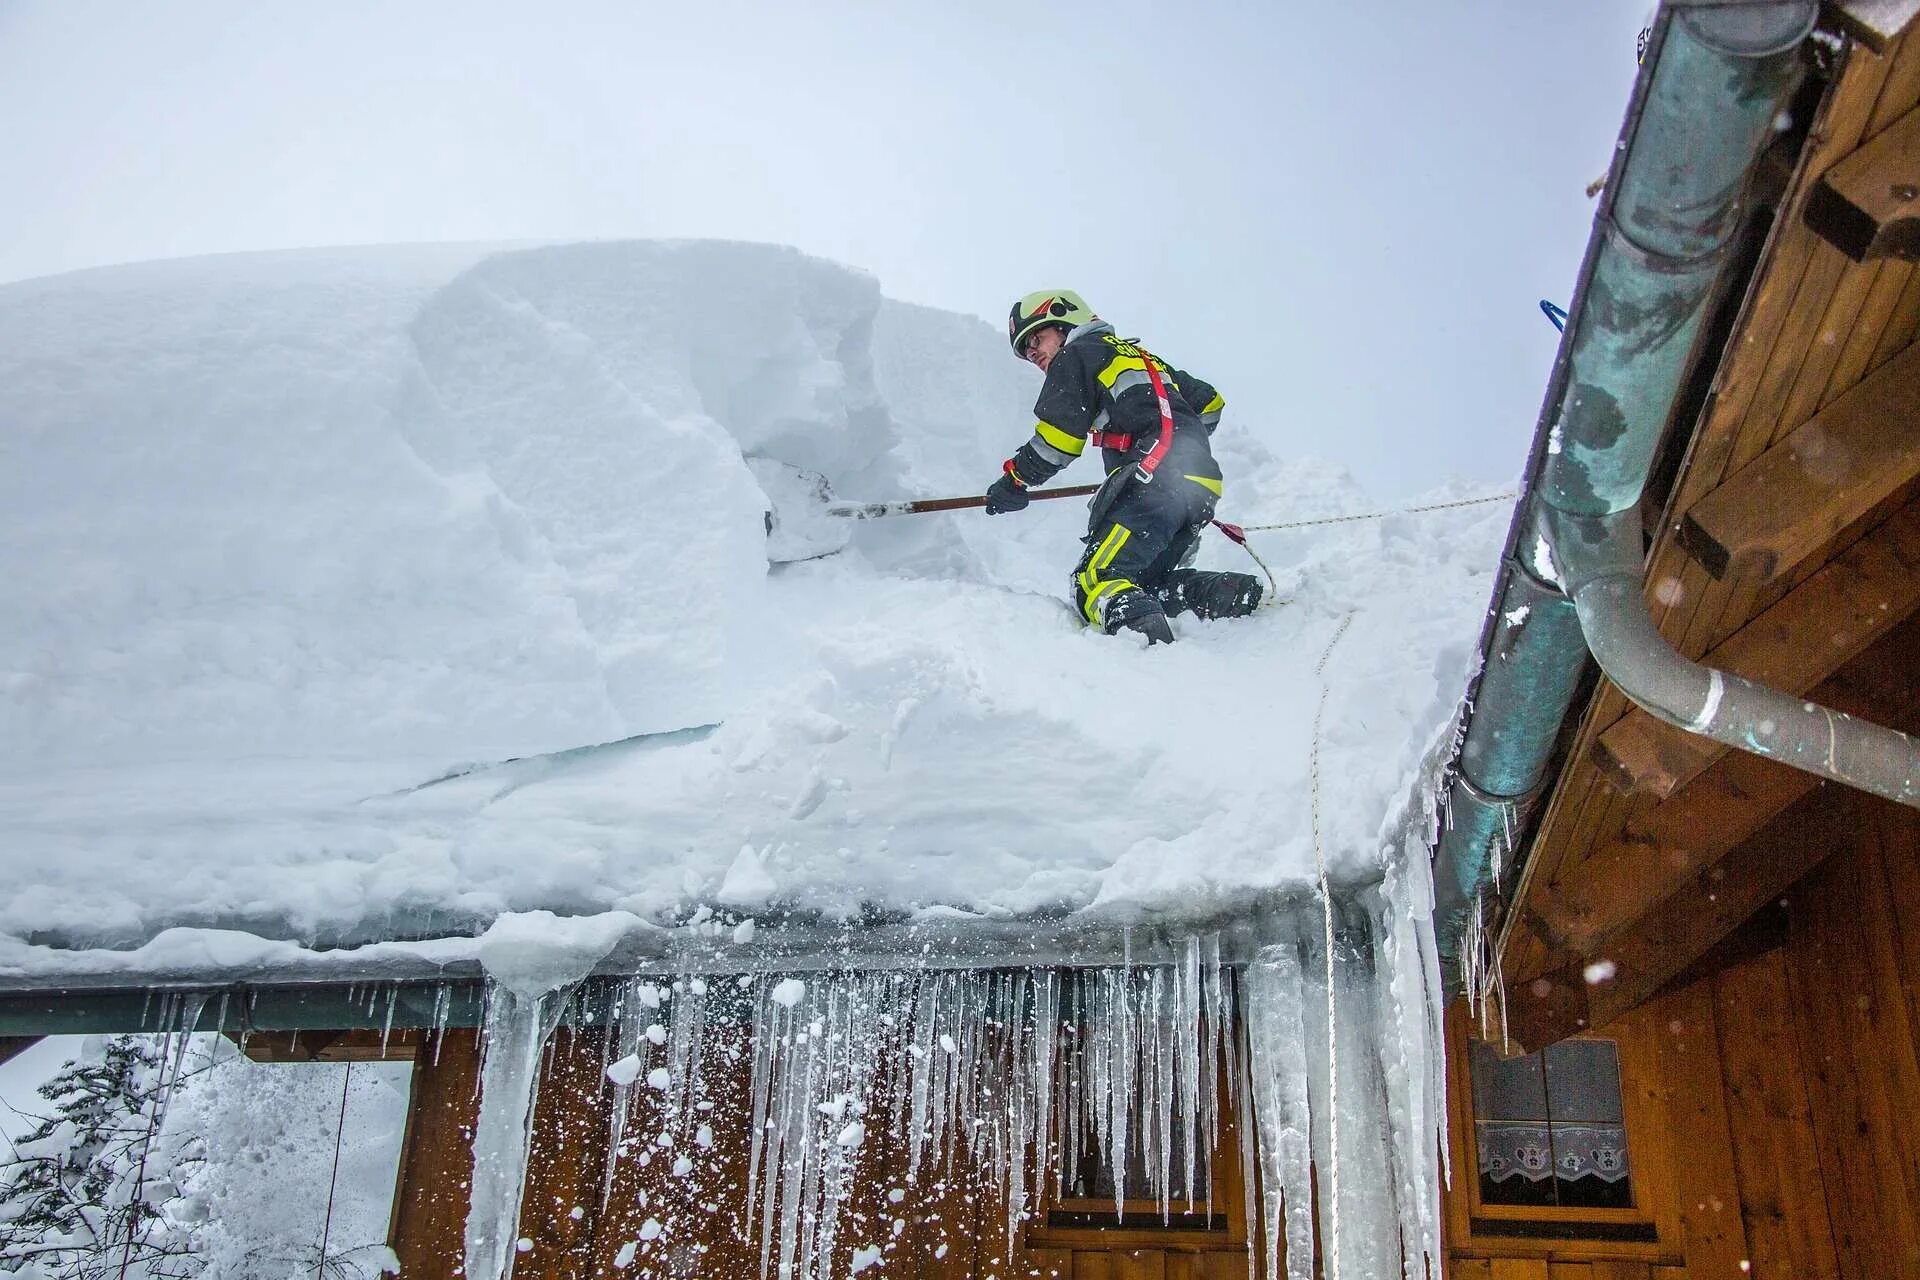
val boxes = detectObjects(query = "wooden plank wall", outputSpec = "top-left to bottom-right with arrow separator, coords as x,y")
1451,788 -> 1920,1280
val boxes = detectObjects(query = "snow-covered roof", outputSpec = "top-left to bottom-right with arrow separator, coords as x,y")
0,240 -> 1508,987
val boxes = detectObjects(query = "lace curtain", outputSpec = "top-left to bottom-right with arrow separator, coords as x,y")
1478,1121 -> 1631,1183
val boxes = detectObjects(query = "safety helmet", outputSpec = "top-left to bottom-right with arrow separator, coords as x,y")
1008,290 -> 1095,357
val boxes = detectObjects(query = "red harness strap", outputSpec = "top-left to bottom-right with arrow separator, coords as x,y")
1133,349 -> 1176,483
1084,347 -> 1177,477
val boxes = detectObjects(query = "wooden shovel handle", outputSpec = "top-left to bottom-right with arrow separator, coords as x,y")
910,483 -> 1102,514
827,483 -> 1102,520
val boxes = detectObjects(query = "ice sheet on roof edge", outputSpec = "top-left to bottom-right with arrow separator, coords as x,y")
448,870 -> 1446,1280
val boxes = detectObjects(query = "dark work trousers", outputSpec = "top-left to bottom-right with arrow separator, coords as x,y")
1071,465 -> 1221,631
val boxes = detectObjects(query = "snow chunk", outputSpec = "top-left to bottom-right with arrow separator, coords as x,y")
605,1054 -> 643,1087
836,1120 -> 866,1148
476,910 -> 638,1001
850,1244 -> 884,1273
647,1068 -> 671,1092
718,844 -> 778,907
770,977 -> 806,1008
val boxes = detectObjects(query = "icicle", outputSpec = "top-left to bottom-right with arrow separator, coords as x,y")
380,985 -> 398,1058
601,977 -> 649,1212
1003,969 -> 1030,1260
1117,931 -> 1133,1222
463,980 -> 572,1280
1234,989 -> 1261,1280
1028,968 -> 1058,1211
665,970 -> 708,1125
1300,928 -> 1400,1280
906,973 -> 938,1177
1151,965 -> 1172,1221
431,982 -> 452,1066
1179,935 -> 1202,1214
1245,945 -> 1314,1280
1371,861 -> 1447,1280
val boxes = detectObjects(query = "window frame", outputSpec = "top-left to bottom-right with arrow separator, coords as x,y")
1443,1001 -> 1682,1264
1024,1066 -> 1252,1254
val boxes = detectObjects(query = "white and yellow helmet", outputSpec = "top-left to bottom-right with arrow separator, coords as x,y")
1007,289 -> 1095,357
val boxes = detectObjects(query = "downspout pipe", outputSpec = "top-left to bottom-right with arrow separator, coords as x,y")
1545,507 -> 1920,803
1432,2 -> 1819,975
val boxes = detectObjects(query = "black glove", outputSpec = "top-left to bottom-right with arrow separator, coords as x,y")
985,473 -> 1030,515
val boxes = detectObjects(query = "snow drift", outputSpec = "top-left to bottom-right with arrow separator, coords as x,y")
0,240 -> 1509,962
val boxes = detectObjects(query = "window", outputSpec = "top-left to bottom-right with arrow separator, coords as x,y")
1472,1038 -> 1632,1210
1051,1114 -> 1223,1231
1445,1003 -> 1678,1260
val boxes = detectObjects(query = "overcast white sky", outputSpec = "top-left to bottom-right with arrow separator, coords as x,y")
0,1 -> 1648,500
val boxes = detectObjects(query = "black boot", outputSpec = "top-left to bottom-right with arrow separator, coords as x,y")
1103,588 -> 1176,645
1158,570 -> 1263,620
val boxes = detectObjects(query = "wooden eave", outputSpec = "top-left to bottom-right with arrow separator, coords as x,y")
1495,26 -> 1920,1048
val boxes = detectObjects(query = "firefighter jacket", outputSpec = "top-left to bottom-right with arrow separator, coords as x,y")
1005,321 -> 1226,491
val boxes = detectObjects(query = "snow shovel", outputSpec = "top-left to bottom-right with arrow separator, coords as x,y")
756,460 -> 1280,601
752,457 -> 1098,563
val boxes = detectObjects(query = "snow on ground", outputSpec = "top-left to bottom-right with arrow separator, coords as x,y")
0,240 -> 1510,973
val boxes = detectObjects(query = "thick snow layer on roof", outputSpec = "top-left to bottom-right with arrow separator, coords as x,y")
0,240 -> 1509,974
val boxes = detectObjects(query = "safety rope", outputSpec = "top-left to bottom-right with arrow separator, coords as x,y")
1239,490 -> 1518,533
1209,490 -> 1514,603
315,1061 -> 353,1277
1311,612 -> 1354,1280
1207,520 -> 1286,605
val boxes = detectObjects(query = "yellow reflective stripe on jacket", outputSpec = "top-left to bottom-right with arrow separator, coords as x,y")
1097,353 -> 1149,388
1199,392 -> 1225,415
1034,420 -> 1085,456
1183,474 -> 1223,496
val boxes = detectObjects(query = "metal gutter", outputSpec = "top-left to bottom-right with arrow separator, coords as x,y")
1432,1 -> 1820,974
0,893 -> 1361,1034
1545,505 -> 1920,803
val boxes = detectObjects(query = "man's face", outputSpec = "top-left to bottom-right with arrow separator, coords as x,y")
1022,325 -> 1066,373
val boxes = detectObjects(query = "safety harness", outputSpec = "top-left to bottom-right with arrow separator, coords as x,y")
1087,343 -> 1176,484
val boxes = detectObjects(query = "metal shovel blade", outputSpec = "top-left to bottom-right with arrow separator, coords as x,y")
752,458 -> 857,564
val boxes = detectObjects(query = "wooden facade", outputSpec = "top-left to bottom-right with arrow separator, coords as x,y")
1447,789 -> 1920,1279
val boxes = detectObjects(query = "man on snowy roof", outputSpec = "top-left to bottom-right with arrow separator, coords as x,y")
987,289 -> 1262,644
